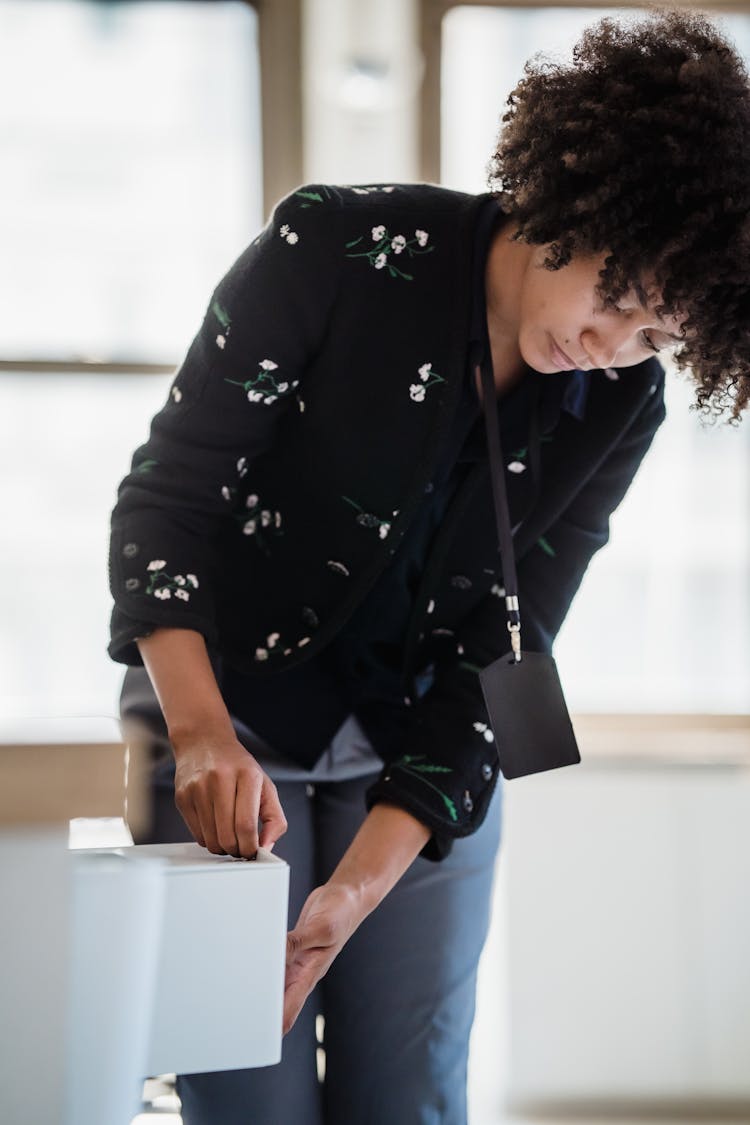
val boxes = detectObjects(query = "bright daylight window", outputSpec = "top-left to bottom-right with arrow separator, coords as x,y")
0,0 -> 261,718
442,6 -> 750,713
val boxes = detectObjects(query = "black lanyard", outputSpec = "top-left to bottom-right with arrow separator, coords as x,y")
476,356 -> 541,662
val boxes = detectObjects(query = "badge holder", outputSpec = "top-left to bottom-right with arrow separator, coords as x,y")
477,360 -> 581,780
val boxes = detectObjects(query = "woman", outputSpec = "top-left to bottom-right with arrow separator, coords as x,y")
110,10 -> 750,1123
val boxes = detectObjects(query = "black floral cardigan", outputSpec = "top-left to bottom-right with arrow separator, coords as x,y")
109,181 -> 666,861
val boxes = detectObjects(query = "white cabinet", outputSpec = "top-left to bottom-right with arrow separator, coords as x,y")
502,759 -> 750,1109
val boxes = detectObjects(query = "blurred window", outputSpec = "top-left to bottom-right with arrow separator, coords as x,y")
441,4 -> 750,713
0,0 -> 262,718
0,0 -> 262,365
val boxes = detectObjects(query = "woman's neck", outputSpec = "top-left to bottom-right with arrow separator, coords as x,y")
480,218 -> 534,399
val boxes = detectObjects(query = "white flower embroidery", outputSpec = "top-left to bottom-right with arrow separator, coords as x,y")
298,637 -> 311,647
473,721 -> 495,743
174,575 -> 186,586
507,461 -> 526,474
175,589 -> 190,601
491,584 -> 506,597
216,334 -> 226,349
243,519 -> 257,535
415,229 -> 429,246
378,522 -> 391,539
221,486 -> 232,501
327,560 -> 350,577
246,494 -> 259,508
298,398 -> 305,412
147,560 -> 166,571
427,599 -> 435,614
255,647 -> 269,661
237,457 -> 248,476
154,587 -> 172,600
267,632 -> 280,648
227,357 -> 296,407
280,224 -> 290,236
410,362 -> 446,403
604,367 -> 620,381
186,574 -> 199,588
261,510 -> 271,527
286,232 -> 299,245
274,511 -> 282,528
277,382 -> 289,393
171,386 -> 182,403
457,643 -> 465,655
346,220 -> 433,279
352,187 -> 370,194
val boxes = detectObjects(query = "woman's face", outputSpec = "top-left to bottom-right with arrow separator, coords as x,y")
516,247 -> 686,373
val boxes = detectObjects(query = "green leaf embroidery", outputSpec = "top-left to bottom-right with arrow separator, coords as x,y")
134,458 -> 158,475
441,794 -> 458,821
345,237 -> 363,249
389,754 -> 458,822
537,535 -> 556,557
458,660 -> 483,675
408,764 -> 453,774
212,298 -> 231,330
295,189 -> 324,204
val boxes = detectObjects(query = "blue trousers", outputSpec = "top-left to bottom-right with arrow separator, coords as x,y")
146,768 -> 503,1125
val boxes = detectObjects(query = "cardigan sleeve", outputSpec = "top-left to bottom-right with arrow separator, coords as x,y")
108,185 -> 342,664
364,365 -> 667,861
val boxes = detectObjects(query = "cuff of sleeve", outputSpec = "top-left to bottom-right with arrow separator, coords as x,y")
364,759 -> 499,863
108,606 -> 219,666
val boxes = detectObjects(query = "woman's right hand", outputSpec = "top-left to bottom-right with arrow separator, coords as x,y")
135,628 -> 287,860
172,728 -> 288,859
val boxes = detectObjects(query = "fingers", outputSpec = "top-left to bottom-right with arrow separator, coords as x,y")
258,776 -> 288,850
193,767 -> 238,855
283,940 -> 329,1037
175,754 -> 285,860
176,792 -> 205,848
234,768 -> 261,857
283,976 -> 310,1036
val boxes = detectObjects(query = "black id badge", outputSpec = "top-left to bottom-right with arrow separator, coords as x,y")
479,650 -> 581,780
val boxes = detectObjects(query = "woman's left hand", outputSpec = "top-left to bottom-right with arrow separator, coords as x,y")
283,882 -> 365,1035
281,802 -> 432,1036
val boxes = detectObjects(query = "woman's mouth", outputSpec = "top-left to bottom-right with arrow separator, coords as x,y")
550,336 -> 578,369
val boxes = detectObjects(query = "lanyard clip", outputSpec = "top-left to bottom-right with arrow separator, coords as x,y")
506,594 -> 521,662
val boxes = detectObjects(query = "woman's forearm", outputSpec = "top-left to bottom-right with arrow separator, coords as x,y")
328,801 -> 431,917
136,627 -> 235,750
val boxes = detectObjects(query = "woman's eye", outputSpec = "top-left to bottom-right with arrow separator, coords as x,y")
640,330 -> 661,353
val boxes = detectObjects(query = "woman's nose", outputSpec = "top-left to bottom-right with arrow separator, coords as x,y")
580,328 -> 622,369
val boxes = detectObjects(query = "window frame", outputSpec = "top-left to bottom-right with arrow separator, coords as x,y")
417,0 -> 749,182
418,0 -> 750,737
0,0 -> 303,375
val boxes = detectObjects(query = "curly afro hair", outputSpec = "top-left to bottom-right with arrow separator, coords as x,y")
488,7 -> 750,420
